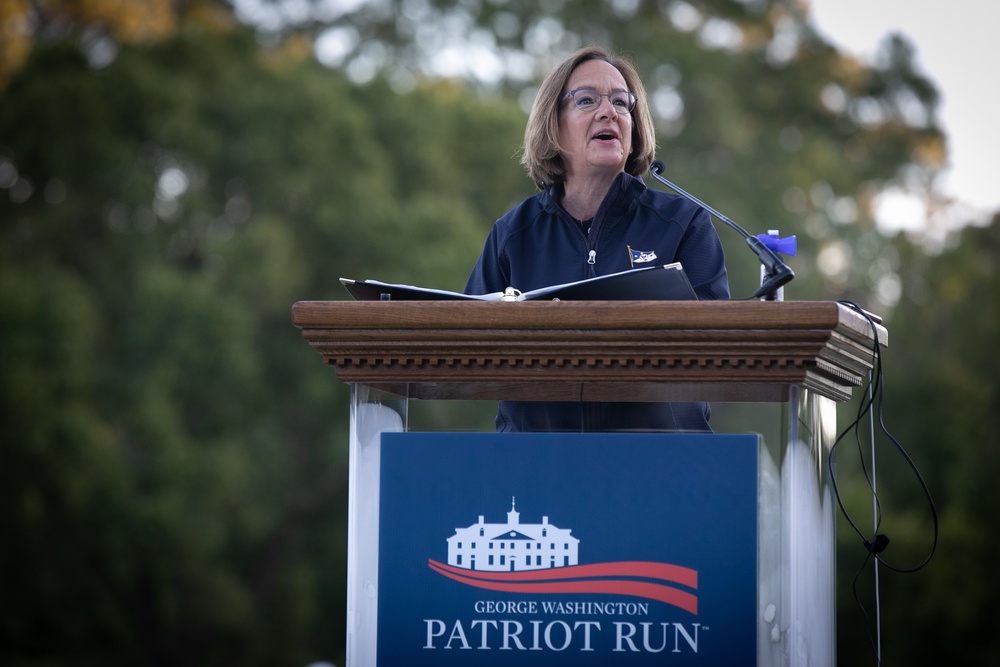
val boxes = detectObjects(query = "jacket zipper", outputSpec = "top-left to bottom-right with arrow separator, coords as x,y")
568,207 -> 599,277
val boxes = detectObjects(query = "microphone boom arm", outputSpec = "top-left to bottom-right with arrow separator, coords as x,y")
649,160 -> 794,300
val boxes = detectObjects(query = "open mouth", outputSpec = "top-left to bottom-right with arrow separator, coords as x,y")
593,131 -> 618,141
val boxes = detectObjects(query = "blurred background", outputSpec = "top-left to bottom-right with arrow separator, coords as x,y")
1,0 -> 996,665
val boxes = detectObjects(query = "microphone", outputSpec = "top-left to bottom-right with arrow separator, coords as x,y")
649,160 -> 794,300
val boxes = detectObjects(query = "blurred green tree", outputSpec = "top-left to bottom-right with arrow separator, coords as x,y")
834,216 -> 999,665
0,0 -> 235,89
0,17 -> 524,666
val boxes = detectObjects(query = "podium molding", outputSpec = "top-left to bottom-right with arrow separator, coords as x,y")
292,300 -> 885,403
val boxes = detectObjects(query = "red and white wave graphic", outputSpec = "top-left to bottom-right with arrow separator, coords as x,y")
428,560 -> 698,615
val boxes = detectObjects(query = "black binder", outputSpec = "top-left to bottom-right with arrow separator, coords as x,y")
340,263 -> 698,302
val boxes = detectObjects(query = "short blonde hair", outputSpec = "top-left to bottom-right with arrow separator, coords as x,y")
522,46 -> 656,189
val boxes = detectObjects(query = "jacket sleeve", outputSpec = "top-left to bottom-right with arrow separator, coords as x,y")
676,208 -> 730,301
464,221 -> 510,295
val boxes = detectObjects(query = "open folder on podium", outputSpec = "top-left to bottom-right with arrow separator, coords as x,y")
340,262 -> 698,302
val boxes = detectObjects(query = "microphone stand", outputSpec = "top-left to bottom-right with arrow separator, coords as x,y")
649,161 -> 794,301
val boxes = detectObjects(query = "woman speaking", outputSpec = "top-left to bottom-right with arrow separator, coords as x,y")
465,46 -> 730,433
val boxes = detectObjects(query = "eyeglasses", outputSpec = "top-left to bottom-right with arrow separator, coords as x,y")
561,88 -> 637,114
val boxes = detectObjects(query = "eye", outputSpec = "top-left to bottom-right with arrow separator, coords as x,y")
574,90 -> 597,106
611,94 -> 629,108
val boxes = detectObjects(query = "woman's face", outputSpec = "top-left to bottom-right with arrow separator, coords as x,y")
557,59 -> 634,183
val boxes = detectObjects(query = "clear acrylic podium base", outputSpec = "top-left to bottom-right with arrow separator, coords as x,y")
344,384 -> 837,667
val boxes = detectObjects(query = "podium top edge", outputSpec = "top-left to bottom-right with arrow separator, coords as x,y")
292,299 -> 882,337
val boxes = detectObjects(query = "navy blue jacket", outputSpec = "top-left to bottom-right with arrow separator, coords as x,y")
465,172 -> 730,433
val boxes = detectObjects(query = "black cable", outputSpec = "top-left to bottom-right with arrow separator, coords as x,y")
830,300 -> 939,572
829,300 -> 940,663
849,547 -> 881,662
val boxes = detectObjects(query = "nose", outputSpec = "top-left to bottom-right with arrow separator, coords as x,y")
595,95 -> 617,118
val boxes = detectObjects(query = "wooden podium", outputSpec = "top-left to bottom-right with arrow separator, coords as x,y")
292,300 -> 886,666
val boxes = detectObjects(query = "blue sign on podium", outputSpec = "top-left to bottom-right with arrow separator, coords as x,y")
374,432 -> 759,665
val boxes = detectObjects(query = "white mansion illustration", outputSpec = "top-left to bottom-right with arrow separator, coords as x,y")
447,498 -> 580,572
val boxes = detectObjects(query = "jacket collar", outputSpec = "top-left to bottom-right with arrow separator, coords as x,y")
541,172 -> 646,223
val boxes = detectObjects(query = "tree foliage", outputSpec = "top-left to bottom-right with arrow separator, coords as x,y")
0,0 -> 235,89
0,20 -> 524,665
859,217 -> 999,664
